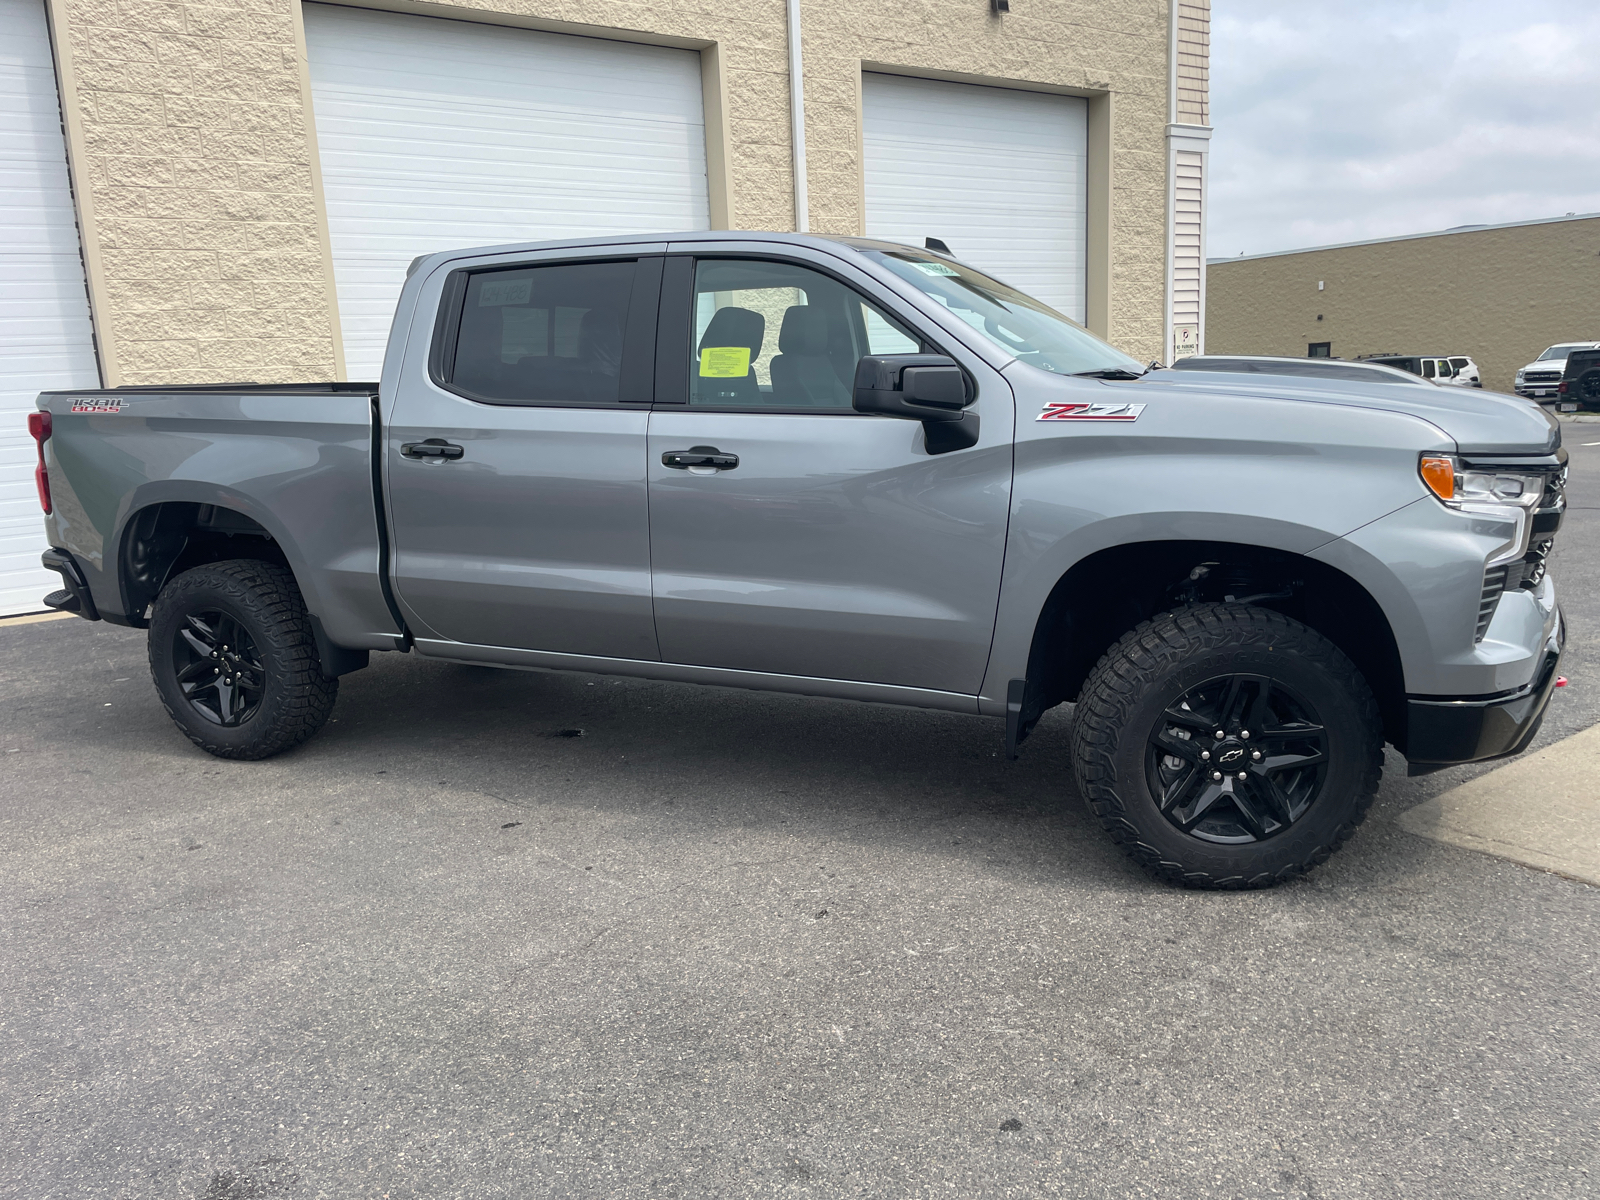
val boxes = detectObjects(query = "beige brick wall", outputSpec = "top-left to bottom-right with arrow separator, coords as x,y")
47,0 -> 1174,384
1206,216 -> 1600,393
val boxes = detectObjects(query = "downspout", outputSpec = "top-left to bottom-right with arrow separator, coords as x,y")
1163,0 -> 1178,366
787,0 -> 809,232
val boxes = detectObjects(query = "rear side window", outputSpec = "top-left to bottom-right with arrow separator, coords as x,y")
1421,359 -> 1436,378
448,260 -> 637,404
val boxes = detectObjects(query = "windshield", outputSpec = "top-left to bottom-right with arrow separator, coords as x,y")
859,249 -> 1145,377
1538,344 -> 1593,361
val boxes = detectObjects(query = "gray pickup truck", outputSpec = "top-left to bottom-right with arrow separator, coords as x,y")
30,232 -> 1567,889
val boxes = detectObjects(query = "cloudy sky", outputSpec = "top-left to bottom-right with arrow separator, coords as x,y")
1208,0 -> 1600,259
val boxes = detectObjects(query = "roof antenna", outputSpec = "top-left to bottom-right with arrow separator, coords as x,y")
925,237 -> 951,254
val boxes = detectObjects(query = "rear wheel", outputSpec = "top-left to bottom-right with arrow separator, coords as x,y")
149,559 -> 337,760
1072,603 -> 1382,889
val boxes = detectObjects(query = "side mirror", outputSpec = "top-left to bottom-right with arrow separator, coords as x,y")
853,354 -> 971,419
853,354 -> 979,454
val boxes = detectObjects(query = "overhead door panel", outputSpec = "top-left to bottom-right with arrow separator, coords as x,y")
863,73 -> 1088,322
304,4 -> 711,380
0,0 -> 101,616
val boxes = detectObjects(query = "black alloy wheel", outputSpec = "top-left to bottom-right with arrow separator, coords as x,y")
171,609 -> 266,726
1147,673 -> 1328,844
1072,603 -> 1382,889
149,559 -> 338,759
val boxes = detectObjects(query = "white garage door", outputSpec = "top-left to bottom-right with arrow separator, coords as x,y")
0,0 -> 100,616
305,4 -> 711,380
862,73 -> 1088,322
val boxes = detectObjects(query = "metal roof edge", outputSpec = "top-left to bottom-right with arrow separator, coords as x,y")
1208,211 -> 1600,266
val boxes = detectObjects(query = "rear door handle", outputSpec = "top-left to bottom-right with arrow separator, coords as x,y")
402,439 -> 464,460
662,445 -> 739,471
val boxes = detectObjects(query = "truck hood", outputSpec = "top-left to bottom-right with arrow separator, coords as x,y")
1134,368 -> 1559,455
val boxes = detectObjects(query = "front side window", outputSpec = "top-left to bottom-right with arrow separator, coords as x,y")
689,259 -> 920,408
450,260 -> 636,404
857,248 -> 1144,377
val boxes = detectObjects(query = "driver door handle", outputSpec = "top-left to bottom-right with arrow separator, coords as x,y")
402,439 -> 464,460
662,446 -> 739,471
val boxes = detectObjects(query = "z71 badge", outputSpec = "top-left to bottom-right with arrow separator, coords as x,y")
1038,402 -> 1146,422
68,397 -> 126,414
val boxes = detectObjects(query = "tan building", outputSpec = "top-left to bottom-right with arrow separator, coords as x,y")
4,0 -> 1211,610
1205,213 -> 1600,393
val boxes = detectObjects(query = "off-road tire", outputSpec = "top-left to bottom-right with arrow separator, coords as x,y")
1072,603 -> 1381,889
149,559 -> 337,760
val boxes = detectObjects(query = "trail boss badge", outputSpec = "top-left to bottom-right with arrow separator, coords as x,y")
1038,402 -> 1146,422
68,397 -> 127,414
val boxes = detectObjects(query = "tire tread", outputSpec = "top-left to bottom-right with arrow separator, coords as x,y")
1071,603 -> 1382,890
149,559 -> 337,760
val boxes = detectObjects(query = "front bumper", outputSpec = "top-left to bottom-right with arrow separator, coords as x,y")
1405,609 -> 1564,775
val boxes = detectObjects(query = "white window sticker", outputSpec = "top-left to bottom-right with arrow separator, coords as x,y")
913,261 -> 960,277
478,278 -> 532,307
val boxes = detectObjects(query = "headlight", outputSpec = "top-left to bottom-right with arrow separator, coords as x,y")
1515,369 -> 1525,383
1420,455 -> 1543,509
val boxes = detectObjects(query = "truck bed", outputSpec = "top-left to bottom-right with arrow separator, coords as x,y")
37,382 -> 402,650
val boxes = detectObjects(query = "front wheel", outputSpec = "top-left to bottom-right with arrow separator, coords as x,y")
148,559 -> 338,760
1072,603 -> 1382,889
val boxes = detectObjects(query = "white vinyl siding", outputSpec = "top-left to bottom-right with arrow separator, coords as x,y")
304,3 -> 711,381
1172,148 -> 1204,335
862,73 -> 1088,322
0,0 -> 100,616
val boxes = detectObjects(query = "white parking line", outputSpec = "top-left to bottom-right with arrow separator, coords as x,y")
1583,440 -> 1600,446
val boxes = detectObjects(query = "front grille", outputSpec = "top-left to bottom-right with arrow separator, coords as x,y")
1523,370 -> 1562,384
1476,565 -> 1510,642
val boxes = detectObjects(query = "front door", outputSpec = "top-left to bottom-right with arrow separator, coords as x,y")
645,253 -> 1014,695
385,252 -> 661,659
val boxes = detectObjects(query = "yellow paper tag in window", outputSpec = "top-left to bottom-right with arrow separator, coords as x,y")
699,346 -> 751,377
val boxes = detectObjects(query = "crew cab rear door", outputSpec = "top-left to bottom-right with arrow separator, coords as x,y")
384,247 -> 662,658
644,245 -> 1014,696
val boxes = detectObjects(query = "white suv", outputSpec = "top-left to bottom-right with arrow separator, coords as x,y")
1360,354 -> 1481,387
1516,342 -> 1600,400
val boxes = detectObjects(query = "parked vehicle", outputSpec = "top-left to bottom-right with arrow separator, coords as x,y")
1166,355 -> 1435,386
1360,354 -> 1481,387
1556,348 -> 1600,412
30,232 -> 1567,890
1519,342 -> 1600,402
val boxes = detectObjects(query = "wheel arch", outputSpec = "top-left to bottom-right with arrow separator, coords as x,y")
116,497 -> 367,678
1016,540 -> 1408,751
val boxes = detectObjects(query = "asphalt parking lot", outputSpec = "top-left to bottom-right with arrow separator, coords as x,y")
3,433 -> 1597,1199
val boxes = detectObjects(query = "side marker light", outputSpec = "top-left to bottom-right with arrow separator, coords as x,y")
1419,455 -> 1455,501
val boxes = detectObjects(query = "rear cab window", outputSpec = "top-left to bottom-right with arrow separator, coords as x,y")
436,257 -> 658,406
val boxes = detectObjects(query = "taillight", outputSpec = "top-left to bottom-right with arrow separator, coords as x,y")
27,411 -> 51,514
1558,381 -> 1567,394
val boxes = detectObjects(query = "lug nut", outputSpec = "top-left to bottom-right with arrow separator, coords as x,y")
1251,750 -> 1262,761
1237,772 -> 1248,781
1214,730 -> 1225,740
1240,730 -> 1250,739
1200,750 -> 1210,761
1212,771 -> 1223,781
